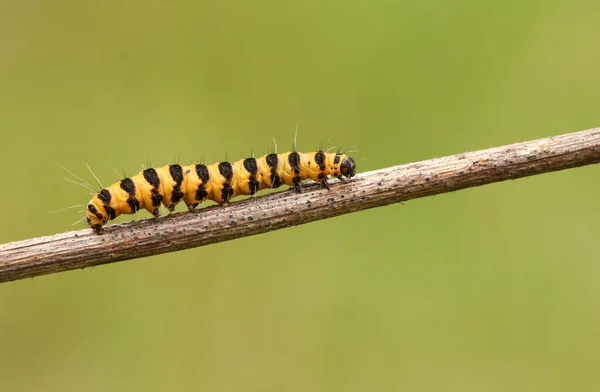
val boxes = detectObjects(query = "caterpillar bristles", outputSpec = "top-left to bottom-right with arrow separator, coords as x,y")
86,163 -> 103,190
49,204 -> 85,214
84,146 -> 357,234
55,162 -> 95,195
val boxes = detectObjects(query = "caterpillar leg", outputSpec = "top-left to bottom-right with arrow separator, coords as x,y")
186,192 -> 207,211
321,178 -> 330,190
291,175 -> 303,193
222,185 -> 234,203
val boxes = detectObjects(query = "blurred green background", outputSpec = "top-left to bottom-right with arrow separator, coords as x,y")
1,0 -> 600,390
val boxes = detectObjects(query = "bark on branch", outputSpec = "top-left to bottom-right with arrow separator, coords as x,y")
2,128 -> 600,284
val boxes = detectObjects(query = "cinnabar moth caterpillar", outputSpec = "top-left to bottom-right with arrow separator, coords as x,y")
86,151 -> 356,233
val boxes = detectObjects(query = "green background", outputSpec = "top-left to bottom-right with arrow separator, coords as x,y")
1,1 -> 600,390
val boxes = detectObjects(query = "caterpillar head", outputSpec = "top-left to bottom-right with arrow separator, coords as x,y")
340,156 -> 356,179
86,197 -> 110,233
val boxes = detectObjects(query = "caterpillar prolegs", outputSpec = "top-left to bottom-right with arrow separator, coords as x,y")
86,151 -> 356,233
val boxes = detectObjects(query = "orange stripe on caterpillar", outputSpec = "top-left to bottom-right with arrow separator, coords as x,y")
85,151 -> 356,233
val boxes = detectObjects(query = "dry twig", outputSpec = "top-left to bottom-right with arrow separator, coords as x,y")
2,128 -> 600,284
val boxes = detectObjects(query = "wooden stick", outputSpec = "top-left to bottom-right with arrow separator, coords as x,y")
2,128 -> 600,284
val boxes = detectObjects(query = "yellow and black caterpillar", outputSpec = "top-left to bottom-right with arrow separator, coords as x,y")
86,151 -> 356,233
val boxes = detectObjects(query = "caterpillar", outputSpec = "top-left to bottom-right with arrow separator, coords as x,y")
86,150 -> 356,233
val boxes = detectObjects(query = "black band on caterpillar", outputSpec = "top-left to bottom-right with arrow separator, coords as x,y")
86,150 -> 356,233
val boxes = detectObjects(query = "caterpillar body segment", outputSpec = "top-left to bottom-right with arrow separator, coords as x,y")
86,151 -> 356,233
